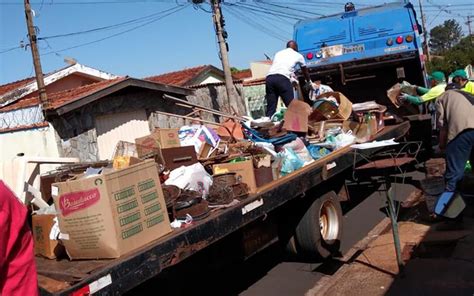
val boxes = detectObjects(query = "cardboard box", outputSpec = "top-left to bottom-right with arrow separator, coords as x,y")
52,160 -> 171,260
32,214 -> 63,259
213,160 -> 257,193
283,100 -> 312,133
254,167 -> 273,188
135,128 -> 180,157
113,156 -> 142,170
309,92 -> 353,122
161,146 -> 198,171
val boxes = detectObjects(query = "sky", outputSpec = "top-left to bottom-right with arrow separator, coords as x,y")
0,0 -> 472,84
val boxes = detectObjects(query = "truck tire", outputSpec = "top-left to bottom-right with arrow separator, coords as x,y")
295,191 -> 343,259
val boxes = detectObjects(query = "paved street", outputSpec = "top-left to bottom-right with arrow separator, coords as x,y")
128,173 -> 419,296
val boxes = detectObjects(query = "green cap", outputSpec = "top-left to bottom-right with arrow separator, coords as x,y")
428,71 -> 445,82
449,69 -> 468,79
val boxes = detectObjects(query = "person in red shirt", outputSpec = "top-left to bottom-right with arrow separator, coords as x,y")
0,181 -> 39,296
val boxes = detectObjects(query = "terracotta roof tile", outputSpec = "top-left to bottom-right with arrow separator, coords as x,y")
243,77 -> 266,86
145,65 -> 210,86
0,77 -> 125,112
232,69 -> 252,80
0,122 -> 49,134
0,77 -> 36,97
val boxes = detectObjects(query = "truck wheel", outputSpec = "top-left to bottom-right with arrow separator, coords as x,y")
295,191 -> 343,259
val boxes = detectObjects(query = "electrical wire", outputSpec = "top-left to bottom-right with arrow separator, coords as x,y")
39,5 -> 184,40
0,0 -> 177,5
428,10 -> 443,26
225,2 -> 303,21
426,0 -> 468,19
224,5 -> 288,41
255,1 -> 325,17
235,2 -> 309,19
40,4 -> 189,55
0,46 -> 22,54
252,1 -> 302,25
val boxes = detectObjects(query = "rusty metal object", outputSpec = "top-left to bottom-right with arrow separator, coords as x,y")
231,183 -> 249,200
425,158 -> 446,178
208,183 -> 234,205
175,190 -> 202,210
175,200 -> 210,221
355,157 -> 415,170
213,172 -> 238,186
162,185 -> 181,208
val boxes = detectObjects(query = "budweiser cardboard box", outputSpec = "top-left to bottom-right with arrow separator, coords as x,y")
213,160 -> 257,193
32,214 -> 63,259
135,128 -> 180,158
52,160 -> 171,260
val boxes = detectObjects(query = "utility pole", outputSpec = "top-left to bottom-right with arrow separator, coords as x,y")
24,0 -> 49,109
210,0 -> 239,114
467,15 -> 473,45
418,0 -> 431,62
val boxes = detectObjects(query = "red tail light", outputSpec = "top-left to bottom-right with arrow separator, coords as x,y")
306,52 -> 314,60
396,36 -> 403,44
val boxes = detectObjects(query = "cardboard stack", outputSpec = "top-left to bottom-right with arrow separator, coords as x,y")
51,160 -> 171,259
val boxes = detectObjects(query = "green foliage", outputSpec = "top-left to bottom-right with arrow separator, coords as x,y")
427,34 -> 473,75
429,19 -> 463,54
230,67 -> 240,74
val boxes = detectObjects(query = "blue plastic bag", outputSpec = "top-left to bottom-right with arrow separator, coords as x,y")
280,148 -> 304,176
307,145 -> 331,160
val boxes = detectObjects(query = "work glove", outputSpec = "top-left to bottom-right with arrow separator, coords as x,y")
398,93 -> 423,105
416,86 -> 430,95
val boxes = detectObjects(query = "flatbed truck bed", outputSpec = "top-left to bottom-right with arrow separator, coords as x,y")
37,121 -> 410,296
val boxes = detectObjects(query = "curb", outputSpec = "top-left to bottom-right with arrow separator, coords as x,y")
305,218 -> 391,296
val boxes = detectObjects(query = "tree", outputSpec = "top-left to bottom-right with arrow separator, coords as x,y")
429,19 -> 463,54
426,35 -> 474,74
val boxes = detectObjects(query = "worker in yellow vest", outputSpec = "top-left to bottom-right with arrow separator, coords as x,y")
450,69 -> 474,95
399,71 -> 446,105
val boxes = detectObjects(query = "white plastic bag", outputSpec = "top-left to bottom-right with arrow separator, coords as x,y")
164,163 -> 213,197
334,131 -> 355,149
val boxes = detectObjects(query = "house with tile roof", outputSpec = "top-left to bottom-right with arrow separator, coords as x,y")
145,65 -> 226,87
0,65 -> 193,166
0,63 -> 118,164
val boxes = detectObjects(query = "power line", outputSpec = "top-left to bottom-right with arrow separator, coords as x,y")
40,4 -> 189,55
256,1 -> 325,17
0,46 -> 23,54
223,5 -> 288,41
39,5 -> 183,40
426,0 -> 467,19
225,2 -> 304,21
0,0 -> 177,5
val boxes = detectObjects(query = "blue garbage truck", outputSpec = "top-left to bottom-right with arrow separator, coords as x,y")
294,1 -> 427,108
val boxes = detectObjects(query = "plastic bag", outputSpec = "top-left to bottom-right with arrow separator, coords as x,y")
334,131 -> 355,149
307,145 -> 331,160
165,163 -> 213,197
280,148 -> 304,176
282,138 -> 313,163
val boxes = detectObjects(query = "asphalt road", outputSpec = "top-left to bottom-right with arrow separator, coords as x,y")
127,174 -> 419,296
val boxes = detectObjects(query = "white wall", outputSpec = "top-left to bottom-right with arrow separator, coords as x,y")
250,62 -> 271,79
0,124 -> 59,162
200,74 -> 224,85
0,124 -> 60,189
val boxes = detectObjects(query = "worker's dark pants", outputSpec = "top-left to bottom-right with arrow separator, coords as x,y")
445,129 -> 474,191
265,74 -> 294,118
